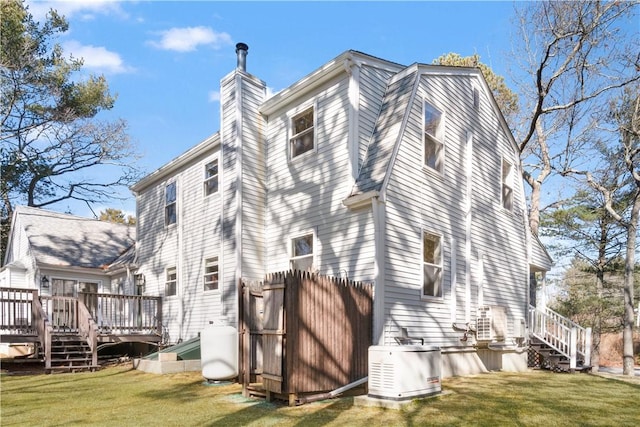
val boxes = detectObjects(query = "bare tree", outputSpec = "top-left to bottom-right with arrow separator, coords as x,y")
564,87 -> 639,376
511,1 -> 639,235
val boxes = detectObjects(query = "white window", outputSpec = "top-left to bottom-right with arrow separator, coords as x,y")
165,267 -> 177,297
165,182 -> 177,226
290,233 -> 314,271
501,159 -> 514,211
203,257 -> 219,291
424,102 -> 444,173
423,231 -> 443,298
473,87 -> 480,111
290,107 -> 315,158
204,159 -> 219,196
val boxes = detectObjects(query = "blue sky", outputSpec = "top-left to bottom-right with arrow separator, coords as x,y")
26,0 -> 518,217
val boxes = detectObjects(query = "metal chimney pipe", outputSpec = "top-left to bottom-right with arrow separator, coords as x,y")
236,42 -> 248,72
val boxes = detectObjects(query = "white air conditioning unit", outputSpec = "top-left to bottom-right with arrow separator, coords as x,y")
476,305 -> 507,341
368,345 -> 441,400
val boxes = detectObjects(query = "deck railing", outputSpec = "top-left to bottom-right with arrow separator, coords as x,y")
78,292 -> 162,336
529,305 -> 592,370
0,287 -> 37,335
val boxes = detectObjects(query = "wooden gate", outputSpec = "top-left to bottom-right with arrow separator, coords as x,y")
239,270 -> 373,403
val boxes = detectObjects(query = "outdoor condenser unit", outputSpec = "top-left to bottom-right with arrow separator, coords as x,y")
476,305 -> 507,341
368,345 -> 441,400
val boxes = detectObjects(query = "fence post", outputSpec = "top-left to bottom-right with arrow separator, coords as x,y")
569,326 -> 577,372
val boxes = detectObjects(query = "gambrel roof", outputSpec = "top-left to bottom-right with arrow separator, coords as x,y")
7,206 -> 135,270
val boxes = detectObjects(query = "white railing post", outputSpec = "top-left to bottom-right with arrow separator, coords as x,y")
569,327 -> 577,372
584,327 -> 592,367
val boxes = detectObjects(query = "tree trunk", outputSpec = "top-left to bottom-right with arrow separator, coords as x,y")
622,193 -> 639,376
529,180 -> 541,236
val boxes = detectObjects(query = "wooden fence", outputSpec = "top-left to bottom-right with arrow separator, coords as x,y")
239,270 -> 373,403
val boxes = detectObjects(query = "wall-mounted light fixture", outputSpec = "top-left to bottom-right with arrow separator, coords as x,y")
41,275 -> 50,288
134,273 -> 145,292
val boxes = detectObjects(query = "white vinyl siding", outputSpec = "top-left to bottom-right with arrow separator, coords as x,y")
381,71 -> 528,346
265,74 -> 376,280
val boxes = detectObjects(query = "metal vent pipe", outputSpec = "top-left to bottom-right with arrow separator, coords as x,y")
236,42 -> 248,71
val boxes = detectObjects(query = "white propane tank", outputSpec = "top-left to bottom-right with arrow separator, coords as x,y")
201,321 -> 238,381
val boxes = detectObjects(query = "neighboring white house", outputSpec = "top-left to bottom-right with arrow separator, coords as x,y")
130,45 -> 552,376
1,206 -> 137,297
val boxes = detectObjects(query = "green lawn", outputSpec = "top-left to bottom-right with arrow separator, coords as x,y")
1,365 -> 639,426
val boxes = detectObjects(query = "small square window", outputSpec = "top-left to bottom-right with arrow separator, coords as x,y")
424,102 -> 444,173
204,159 -> 219,196
166,267 -> 177,297
423,232 -> 443,298
290,233 -> 313,271
290,107 -> 314,158
204,257 -> 219,291
165,182 -> 177,226
502,159 -> 514,211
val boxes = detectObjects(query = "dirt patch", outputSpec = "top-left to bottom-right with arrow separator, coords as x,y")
0,359 -> 46,376
599,332 -> 640,367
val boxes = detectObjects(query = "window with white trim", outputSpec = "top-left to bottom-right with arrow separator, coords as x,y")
165,182 -> 177,226
204,159 -> 219,196
203,257 -> 219,291
423,231 -> 443,298
290,107 -> 315,158
501,158 -> 514,211
424,102 -> 444,173
290,233 -> 313,271
165,266 -> 177,297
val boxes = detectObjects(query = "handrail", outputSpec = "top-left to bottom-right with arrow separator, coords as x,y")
529,305 -> 592,369
77,299 -> 99,367
32,293 -> 53,370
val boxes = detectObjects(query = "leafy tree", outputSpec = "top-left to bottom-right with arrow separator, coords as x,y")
511,1 -> 639,236
542,178 -> 630,370
433,52 -> 519,124
563,85 -> 640,375
0,0 -> 140,261
99,208 -> 135,225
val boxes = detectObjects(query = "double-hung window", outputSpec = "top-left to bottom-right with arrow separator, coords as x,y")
204,159 -> 219,196
501,159 -> 514,211
203,257 -> 219,291
424,102 -> 445,173
166,267 -> 177,297
423,231 -> 443,298
290,107 -> 315,158
290,233 -> 314,271
165,182 -> 177,226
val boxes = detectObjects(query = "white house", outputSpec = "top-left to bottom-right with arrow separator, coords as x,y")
2,206 -> 137,296
130,44 -> 553,376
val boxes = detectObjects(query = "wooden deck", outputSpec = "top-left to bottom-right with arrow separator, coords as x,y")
1,287 -> 163,371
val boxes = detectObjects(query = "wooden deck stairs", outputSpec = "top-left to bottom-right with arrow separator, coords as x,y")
48,333 -> 99,373
528,305 -> 592,373
1,287 -> 163,374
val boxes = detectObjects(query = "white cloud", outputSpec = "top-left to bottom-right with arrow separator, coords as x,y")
64,41 -> 133,74
208,90 -> 221,103
148,26 -> 232,52
27,1 -> 128,22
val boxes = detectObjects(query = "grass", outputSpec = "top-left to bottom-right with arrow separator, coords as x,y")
1,365 -> 639,426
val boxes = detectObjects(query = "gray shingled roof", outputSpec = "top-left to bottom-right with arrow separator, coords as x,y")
15,206 -> 136,270
351,67 -> 419,196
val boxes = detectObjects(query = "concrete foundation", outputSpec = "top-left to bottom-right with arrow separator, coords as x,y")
133,357 -> 201,374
